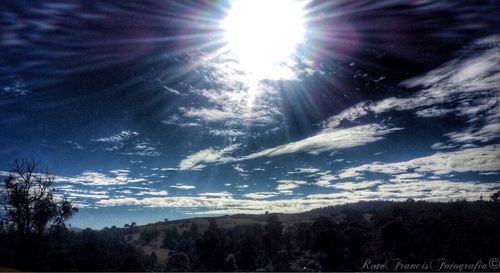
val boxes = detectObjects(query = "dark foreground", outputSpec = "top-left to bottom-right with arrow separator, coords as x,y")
1,200 -> 499,271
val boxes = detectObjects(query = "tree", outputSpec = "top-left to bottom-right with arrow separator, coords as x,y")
166,252 -> 190,272
0,159 -> 77,236
491,190 -> 500,202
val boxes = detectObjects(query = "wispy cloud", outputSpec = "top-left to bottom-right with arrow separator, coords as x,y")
178,124 -> 401,170
93,130 -> 138,143
92,130 -> 160,156
320,36 -> 500,148
178,144 -> 240,170
337,145 -> 500,180
276,180 -> 307,192
170,183 -> 196,189
54,170 -> 146,186
243,192 -> 280,199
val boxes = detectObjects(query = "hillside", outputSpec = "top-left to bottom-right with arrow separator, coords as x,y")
115,200 -> 500,271
1,200 -> 499,271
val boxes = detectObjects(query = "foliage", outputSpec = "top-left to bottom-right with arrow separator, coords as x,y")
0,199 -> 499,271
0,159 -> 77,236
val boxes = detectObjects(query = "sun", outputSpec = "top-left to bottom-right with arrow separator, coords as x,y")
221,0 -> 306,79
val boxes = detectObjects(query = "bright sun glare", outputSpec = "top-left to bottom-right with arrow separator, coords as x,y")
221,0 -> 306,79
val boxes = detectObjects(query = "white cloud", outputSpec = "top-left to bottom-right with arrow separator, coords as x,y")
289,167 -> 321,174
333,180 -> 383,191
243,192 -> 280,199
183,107 -> 239,122
209,129 -> 244,137
93,178 -> 499,214
276,180 -> 307,191
136,190 -> 169,196
317,36 -> 500,147
338,145 -> 500,179
197,191 -> 233,198
313,172 -> 338,187
170,183 -> 196,189
177,124 -> 402,170
177,144 -> 240,170
54,170 -> 146,186
240,124 -> 402,159
93,130 -> 138,143
92,130 -> 160,157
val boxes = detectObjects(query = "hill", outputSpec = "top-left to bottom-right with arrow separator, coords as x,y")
1,200 -> 499,271
115,200 -> 500,271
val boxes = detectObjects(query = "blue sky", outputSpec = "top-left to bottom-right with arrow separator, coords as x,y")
0,0 -> 499,228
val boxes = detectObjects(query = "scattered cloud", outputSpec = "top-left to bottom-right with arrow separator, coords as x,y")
92,130 -> 160,156
197,191 -> 233,198
136,190 -> 169,196
183,107 -> 239,122
337,145 -> 500,180
92,179 -> 499,214
93,130 -> 138,144
289,167 -> 321,174
1,79 -> 29,96
276,180 -> 307,191
170,183 -> 196,189
54,170 -> 146,186
63,140 -> 85,150
316,36 -> 500,148
243,192 -> 280,199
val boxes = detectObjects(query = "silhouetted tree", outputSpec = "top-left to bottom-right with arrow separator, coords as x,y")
162,227 -> 179,249
491,190 -> 500,202
263,214 -> 283,268
140,228 -> 159,243
165,252 -> 190,271
0,159 -> 77,236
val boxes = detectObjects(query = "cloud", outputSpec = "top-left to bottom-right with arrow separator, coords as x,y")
178,124 -> 401,170
276,180 -> 307,191
313,172 -> 338,187
183,107 -> 239,122
93,178 -> 499,215
333,180 -> 384,191
54,170 -> 146,186
177,144 -> 240,170
58,187 -> 109,200
1,79 -> 29,96
337,145 -> 500,179
289,167 -> 322,174
91,130 -> 160,156
170,183 -> 196,189
209,129 -> 244,137
244,124 -> 402,159
136,190 -> 169,196
197,191 -> 233,198
445,122 -> 500,144
63,140 -> 85,150
93,130 -> 138,143
316,36 -> 500,147
243,192 -> 280,199
163,55 -> 284,129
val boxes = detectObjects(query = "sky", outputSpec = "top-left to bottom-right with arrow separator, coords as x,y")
0,0 -> 499,229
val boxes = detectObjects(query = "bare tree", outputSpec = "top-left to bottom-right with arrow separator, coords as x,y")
0,159 -> 77,236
